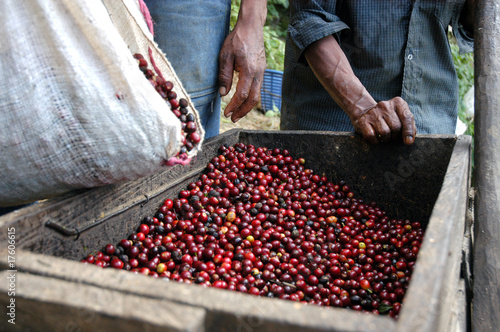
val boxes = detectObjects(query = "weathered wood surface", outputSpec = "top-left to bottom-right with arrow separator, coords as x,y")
0,131 -> 471,331
447,279 -> 468,332
0,271 -> 206,332
473,0 -> 500,331
0,250 -> 396,332
394,136 -> 471,332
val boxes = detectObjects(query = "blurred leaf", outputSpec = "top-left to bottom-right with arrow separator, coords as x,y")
449,29 -> 474,131
378,303 -> 393,315
449,29 -> 475,173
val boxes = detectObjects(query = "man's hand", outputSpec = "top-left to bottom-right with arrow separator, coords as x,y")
304,35 -> 416,145
352,97 -> 416,145
218,0 -> 267,123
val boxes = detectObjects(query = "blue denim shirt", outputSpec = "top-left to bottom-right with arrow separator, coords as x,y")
144,0 -> 231,138
281,0 -> 474,134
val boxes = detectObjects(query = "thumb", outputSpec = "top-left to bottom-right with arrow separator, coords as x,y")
218,49 -> 234,97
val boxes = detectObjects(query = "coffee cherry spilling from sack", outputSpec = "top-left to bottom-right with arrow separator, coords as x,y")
81,143 -> 424,319
133,53 -> 201,158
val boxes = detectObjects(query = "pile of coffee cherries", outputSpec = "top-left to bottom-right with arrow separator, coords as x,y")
81,143 -> 424,318
133,53 -> 201,158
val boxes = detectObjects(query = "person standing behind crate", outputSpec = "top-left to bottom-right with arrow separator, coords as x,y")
281,0 -> 474,145
144,0 -> 267,139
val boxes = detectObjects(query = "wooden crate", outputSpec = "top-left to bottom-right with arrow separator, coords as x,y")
0,130 -> 471,332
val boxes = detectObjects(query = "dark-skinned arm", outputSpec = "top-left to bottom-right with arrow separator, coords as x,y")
304,34 -> 416,145
218,0 -> 267,123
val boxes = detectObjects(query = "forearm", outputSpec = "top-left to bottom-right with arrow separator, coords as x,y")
218,0 -> 267,121
237,0 -> 267,28
304,35 -> 377,121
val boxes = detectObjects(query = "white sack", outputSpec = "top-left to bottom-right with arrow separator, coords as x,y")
0,0 -> 203,206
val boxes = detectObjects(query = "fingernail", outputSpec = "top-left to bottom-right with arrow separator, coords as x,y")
225,112 -> 233,118
219,86 -> 226,96
405,135 -> 413,144
233,117 -> 241,123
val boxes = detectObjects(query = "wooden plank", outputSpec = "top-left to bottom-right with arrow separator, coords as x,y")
0,249 -> 396,332
0,271 -> 206,332
473,1 -> 500,331
395,136 -> 471,332
446,279 -> 467,332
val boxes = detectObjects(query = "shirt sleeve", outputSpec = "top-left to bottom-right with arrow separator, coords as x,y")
288,0 -> 350,63
451,1 -> 474,54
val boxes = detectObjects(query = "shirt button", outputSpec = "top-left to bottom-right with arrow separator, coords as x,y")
408,54 -> 413,60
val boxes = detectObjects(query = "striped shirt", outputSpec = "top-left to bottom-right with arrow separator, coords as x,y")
281,0 -> 474,134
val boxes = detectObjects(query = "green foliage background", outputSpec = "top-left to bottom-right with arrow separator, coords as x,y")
449,33 -> 475,136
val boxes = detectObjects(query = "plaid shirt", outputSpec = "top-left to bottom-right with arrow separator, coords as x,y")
281,0 -> 474,134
